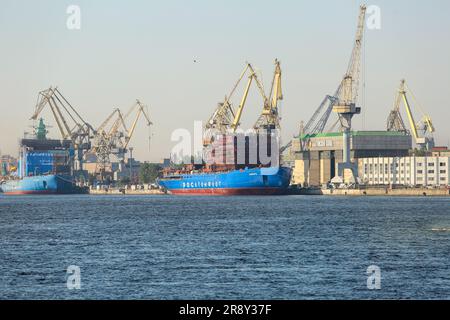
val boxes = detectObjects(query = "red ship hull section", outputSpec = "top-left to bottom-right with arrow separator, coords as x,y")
169,187 -> 287,196
2,190 -> 56,195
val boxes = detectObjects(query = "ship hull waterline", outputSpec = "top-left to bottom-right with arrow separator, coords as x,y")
0,175 -> 88,196
158,167 -> 292,196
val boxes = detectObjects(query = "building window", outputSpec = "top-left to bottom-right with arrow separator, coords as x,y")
440,162 -> 446,167
428,163 -> 435,167
417,163 -> 423,167
428,170 -> 435,174
440,177 -> 446,181
417,170 -> 423,174
417,177 -> 423,181
429,178 -> 434,182
440,170 -> 447,174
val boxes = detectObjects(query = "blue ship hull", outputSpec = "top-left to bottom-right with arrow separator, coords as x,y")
0,175 -> 87,195
157,167 -> 292,195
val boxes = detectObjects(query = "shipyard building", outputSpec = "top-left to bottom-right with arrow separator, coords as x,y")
358,156 -> 449,187
289,131 -> 412,187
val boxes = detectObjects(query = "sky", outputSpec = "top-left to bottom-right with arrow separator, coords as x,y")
0,0 -> 449,162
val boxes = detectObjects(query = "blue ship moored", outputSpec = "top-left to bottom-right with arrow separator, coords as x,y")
0,175 -> 87,195
157,166 -> 292,195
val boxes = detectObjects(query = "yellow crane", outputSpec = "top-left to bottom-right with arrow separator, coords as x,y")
253,59 -> 283,131
387,79 -> 435,150
230,64 -> 255,132
204,62 -> 267,146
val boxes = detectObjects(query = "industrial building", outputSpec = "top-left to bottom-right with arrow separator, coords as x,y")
83,157 -> 142,183
358,156 -> 449,187
290,131 -> 412,187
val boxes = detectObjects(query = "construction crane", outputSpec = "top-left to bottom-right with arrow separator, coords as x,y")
330,4 -> 366,183
91,100 -> 152,178
30,87 -> 95,170
387,79 -> 435,150
253,59 -> 283,132
289,87 -> 340,152
204,62 -> 267,146
283,5 -> 367,158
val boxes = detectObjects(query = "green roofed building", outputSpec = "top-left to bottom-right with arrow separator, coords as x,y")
288,131 -> 412,187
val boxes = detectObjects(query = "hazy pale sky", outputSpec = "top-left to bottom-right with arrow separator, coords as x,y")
1,0 -> 449,162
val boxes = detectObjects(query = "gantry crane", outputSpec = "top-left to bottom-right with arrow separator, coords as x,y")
387,79 -> 435,150
91,100 -> 152,178
30,87 -> 95,170
253,59 -> 283,132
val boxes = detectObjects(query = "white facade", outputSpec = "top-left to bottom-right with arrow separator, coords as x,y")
358,156 -> 450,187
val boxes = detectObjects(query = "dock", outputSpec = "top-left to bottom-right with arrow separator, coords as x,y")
294,187 -> 450,197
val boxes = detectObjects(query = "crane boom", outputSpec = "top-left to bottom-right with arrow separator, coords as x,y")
247,64 -> 268,103
254,59 -> 283,131
269,61 -> 282,109
98,109 -> 120,134
341,4 -> 366,105
231,75 -> 253,132
124,100 -> 152,149
50,96 -> 72,139
205,64 -> 251,134
401,90 -> 419,140
388,79 -> 435,150
48,99 -> 67,139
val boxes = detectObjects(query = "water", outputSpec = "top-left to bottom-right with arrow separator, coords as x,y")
0,194 -> 449,300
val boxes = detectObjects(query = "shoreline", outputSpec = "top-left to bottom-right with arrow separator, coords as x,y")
293,187 -> 450,197
86,187 -> 450,197
89,188 -> 166,195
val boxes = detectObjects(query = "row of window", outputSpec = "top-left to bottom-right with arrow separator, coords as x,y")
363,161 -> 447,168
369,177 -> 447,183
364,169 -> 447,175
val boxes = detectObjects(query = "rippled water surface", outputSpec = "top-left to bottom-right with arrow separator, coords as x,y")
0,195 -> 449,299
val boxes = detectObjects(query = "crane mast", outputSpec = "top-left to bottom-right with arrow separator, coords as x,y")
331,4 -> 366,184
